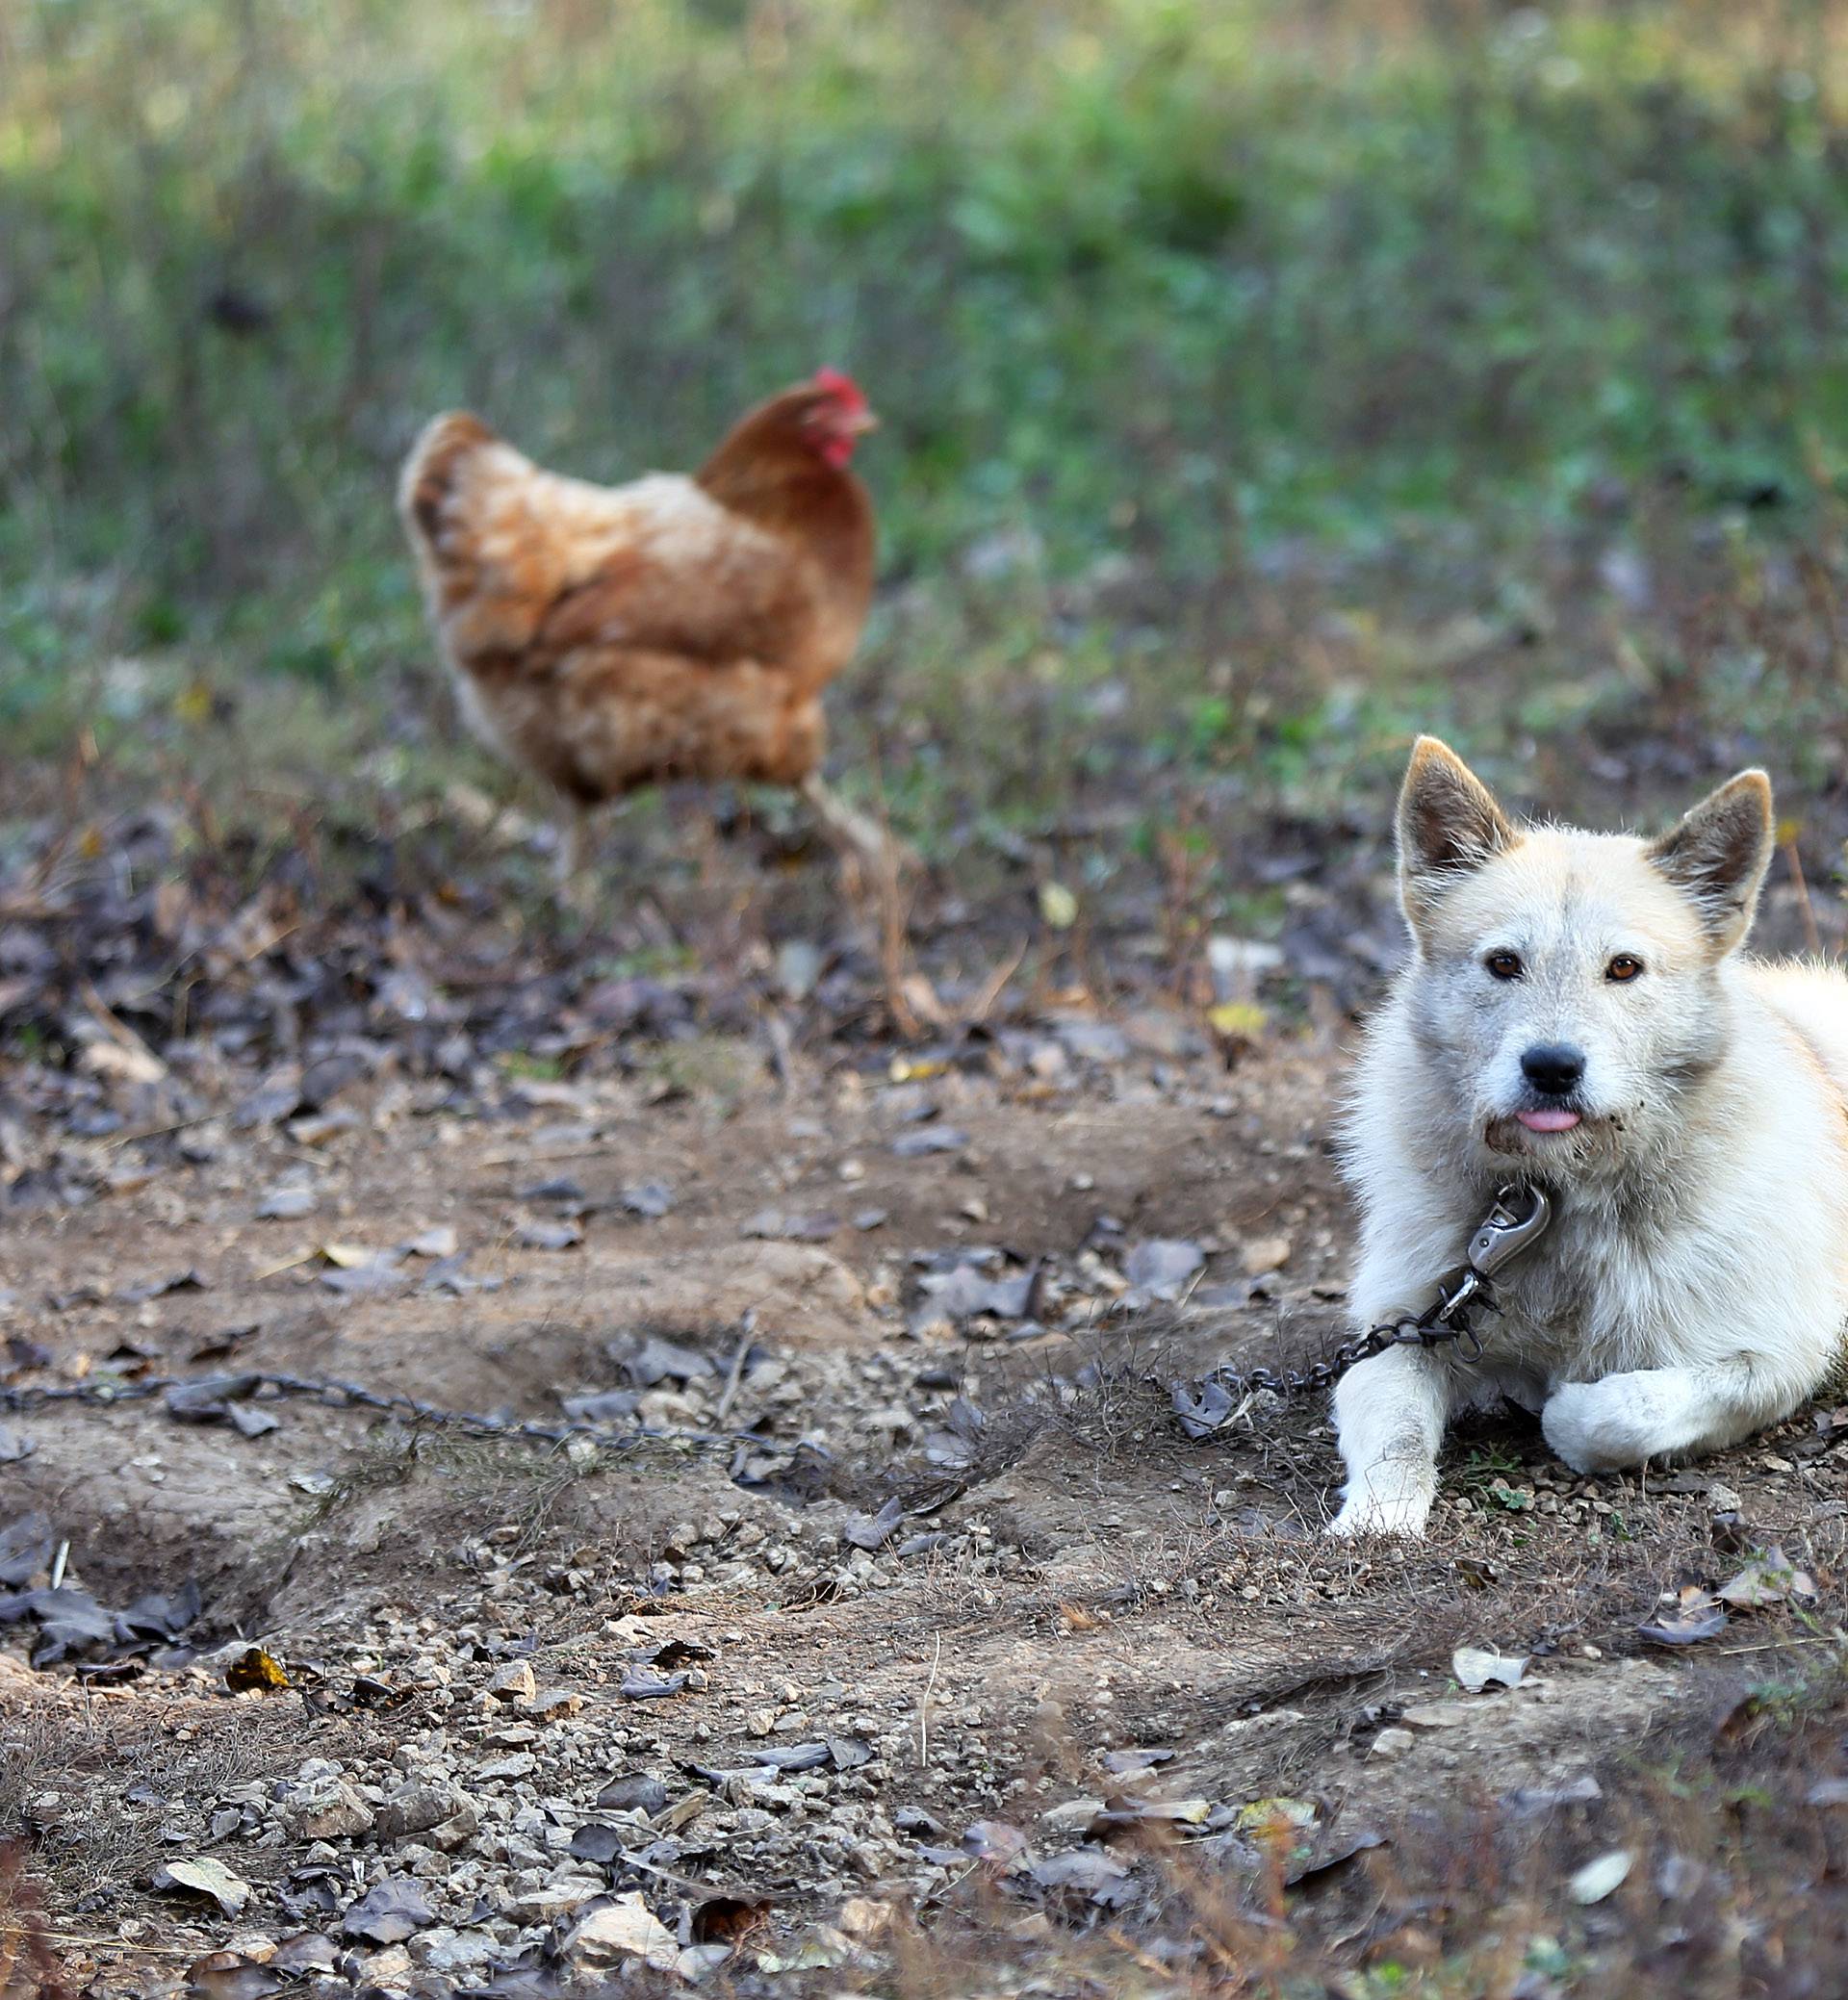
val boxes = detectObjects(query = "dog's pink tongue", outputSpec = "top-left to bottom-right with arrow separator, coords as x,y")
1518,1108 -> 1582,1133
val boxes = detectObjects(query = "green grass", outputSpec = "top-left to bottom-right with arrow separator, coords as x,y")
4,0 -> 1848,877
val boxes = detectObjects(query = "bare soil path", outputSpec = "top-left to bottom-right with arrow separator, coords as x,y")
6,1019 -> 1842,1996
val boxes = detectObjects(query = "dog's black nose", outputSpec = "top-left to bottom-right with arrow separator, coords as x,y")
1521,1042 -> 1586,1097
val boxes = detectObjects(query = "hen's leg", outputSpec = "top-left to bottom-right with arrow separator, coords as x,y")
553,802 -> 601,917
799,774 -> 917,879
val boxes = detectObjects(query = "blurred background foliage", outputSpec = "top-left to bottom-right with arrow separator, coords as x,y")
2,0 -> 1847,867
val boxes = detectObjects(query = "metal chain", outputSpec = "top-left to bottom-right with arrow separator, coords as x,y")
1170,1183 -> 1553,1438
1,1187 -> 1554,1461
0,1370 -> 775,1458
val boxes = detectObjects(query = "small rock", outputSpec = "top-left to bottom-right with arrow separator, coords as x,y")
1656,1853 -> 1705,1899
1369,1728 -> 1415,1761
375,1782 -> 473,1842
484,1660 -> 537,1705
355,1945 -> 414,1986
413,1929 -> 499,1975
509,1877 -> 606,1922
429,1801 -> 480,1852
836,1897 -> 896,1939
1039,1797 -> 1107,1831
561,1892 -> 680,1971
1570,1851 -> 1632,1905
256,1185 -> 318,1221
1400,1701 -> 1474,1730
478,1754 -> 537,1782
1505,1774 -> 1603,1815
282,1782 -> 374,1842
1242,1234 -> 1292,1276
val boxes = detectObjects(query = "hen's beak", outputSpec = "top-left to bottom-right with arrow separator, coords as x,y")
842,408 -> 880,437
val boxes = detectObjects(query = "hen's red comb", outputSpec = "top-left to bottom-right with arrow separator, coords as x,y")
811,367 -> 868,412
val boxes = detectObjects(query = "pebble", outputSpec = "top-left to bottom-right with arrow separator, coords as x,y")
413,1929 -> 500,1975
375,1782 -> 475,1842
1400,1702 -> 1474,1730
485,1661 -> 537,1705
478,1754 -> 538,1782
281,1782 -> 373,1841
507,1876 -> 606,1921
597,1775 -> 668,1815
1242,1233 -> 1292,1275
561,1893 -> 680,1971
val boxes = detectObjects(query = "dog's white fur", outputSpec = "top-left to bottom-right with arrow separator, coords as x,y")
1331,736 -> 1848,1537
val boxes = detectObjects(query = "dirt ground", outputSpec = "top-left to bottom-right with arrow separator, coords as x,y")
6,963 -> 1847,1997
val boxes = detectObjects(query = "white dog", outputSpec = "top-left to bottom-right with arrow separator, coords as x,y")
1332,736 -> 1848,1536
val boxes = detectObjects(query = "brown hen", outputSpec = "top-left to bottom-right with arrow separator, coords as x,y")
398,371 -> 888,893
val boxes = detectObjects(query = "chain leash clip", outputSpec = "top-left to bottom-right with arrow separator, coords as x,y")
1169,1183 -> 1552,1439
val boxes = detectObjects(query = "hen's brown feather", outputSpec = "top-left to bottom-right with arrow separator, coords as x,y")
398,387 -> 876,810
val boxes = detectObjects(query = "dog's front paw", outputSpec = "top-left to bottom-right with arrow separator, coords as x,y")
1326,1487 -> 1432,1539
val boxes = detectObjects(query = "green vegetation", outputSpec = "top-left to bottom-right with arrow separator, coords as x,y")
3,0 -> 1847,864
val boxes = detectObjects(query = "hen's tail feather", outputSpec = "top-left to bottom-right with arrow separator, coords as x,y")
398,411 -> 499,551
398,411 -> 556,650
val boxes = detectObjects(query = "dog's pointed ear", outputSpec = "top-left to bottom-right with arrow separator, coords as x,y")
1646,770 -> 1774,955
1396,737 -> 1515,934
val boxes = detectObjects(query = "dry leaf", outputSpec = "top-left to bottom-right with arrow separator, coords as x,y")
1639,1586 -> 1728,1646
151,1857 -> 249,1918
1717,1546 -> 1816,1607
225,1645 -> 290,1693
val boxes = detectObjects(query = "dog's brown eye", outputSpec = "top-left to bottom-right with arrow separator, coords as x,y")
1606,954 -> 1644,984
1485,950 -> 1524,981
